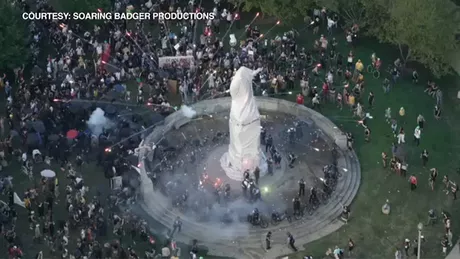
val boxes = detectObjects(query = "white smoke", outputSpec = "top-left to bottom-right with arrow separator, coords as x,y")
87,108 -> 114,136
180,105 -> 197,118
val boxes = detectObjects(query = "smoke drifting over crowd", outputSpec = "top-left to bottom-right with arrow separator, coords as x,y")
87,108 -> 114,136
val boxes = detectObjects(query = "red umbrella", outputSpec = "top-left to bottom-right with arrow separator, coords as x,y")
66,129 -> 79,139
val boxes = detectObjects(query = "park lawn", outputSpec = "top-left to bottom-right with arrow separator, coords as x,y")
281,46 -> 460,258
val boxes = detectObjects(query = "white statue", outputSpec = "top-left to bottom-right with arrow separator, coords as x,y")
220,66 -> 267,181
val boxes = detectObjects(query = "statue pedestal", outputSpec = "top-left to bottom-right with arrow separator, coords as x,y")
220,150 -> 268,181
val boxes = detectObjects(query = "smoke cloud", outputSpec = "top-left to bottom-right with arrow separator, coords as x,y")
87,108 -> 114,136
180,105 -> 197,119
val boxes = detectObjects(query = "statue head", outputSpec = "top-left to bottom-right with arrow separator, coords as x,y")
229,66 -> 262,100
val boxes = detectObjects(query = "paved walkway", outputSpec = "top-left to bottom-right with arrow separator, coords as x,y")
447,243 -> 460,259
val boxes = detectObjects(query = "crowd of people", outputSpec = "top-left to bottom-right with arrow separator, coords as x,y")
0,0 -> 456,257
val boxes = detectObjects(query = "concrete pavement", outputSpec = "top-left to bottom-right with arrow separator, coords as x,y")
447,243 -> 460,259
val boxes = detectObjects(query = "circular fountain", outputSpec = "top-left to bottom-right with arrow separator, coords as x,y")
136,97 -> 361,259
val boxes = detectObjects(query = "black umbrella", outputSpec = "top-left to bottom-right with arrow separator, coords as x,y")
48,134 -> 60,141
82,102 -> 92,110
26,133 -> 39,146
9,135 -> 21,149
67,103 -> 81,114
29,121 -> 46,133
105,105 -> 117,115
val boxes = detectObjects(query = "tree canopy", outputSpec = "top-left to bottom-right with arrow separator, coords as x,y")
233,0 -> 313,21
372,0 -> 459,77
0,1 -> 30,70
238,0 -> 459,76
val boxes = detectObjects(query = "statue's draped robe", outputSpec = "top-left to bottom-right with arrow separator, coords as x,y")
223,66 -> 263,180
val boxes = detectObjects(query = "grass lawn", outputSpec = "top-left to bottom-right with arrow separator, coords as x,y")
280,41 -> 460,259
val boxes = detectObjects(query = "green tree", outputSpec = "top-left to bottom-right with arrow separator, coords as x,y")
0,1 -> 30,70
234,0 -> 314,22
374,0 -> 459,77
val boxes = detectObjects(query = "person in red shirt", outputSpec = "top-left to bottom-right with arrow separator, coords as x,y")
409,175 -> 418,191
322,81 -> 329,99
296,94 -> 304,105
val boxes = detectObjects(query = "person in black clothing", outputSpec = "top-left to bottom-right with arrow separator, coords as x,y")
292,197 -> 301,216
368,91 -> 374,108
287,232 -> 297,251
346,132 -> 353,150
243,170 -> 250,180
265,231 -> 272,250
253,167 -> 260,185
286,153 -> 296,169
298,178 -> 306,196
260,127 -> 266,145
37,202 -> 44,219
265,135 -> 273,153
309,187 -> 318,206
421,149 -> 429,167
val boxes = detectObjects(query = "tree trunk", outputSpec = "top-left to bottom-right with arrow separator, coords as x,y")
398,43 -> 412,65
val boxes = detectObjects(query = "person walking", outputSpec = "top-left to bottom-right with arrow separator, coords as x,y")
265,231 -> 272,250
421,149 -> 429,167
413,126 -> 421,146
298,178 -> 306,196
287,232 -> 297,251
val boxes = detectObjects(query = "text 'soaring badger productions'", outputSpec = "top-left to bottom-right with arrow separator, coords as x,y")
22,12 -> 215,21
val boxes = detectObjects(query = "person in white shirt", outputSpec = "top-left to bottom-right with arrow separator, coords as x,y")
413,126 -> 421,146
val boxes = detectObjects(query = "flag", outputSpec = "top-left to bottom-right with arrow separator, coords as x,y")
13,192 -> 25,208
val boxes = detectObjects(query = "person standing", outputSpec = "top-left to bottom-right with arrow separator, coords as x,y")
397,128 -> 405,144
348,238 -> 355,256
368,91 -> 374,108
429,168 -> 438,191
409,175 -> 418,191
265,135 -> 273,153
298,178 -> 306,196
346,132 -> 353,150
382,152 -> 388,168
421,149 -> 429,167
417,114 -> 425,129
265,232 -> 272,250
267,158 -> 273,176
434,105 -> 442,120
253,167 -> 260,185
364,126 -> 371,142
287,232 -> 297,251
450,181 -> 458,200
442,236 -> 449,255
413,126 -> 421,146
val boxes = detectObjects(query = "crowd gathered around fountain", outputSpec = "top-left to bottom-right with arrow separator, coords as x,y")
0,0 -> 456,258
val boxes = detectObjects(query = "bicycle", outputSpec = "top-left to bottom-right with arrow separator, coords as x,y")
366,63 -> 381,79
